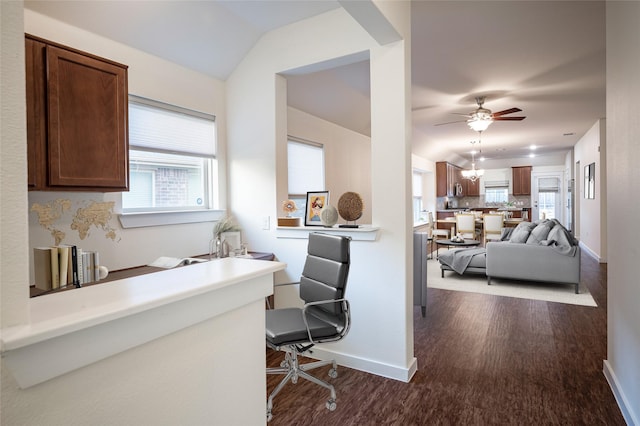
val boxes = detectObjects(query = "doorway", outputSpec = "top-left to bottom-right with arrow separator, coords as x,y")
531,172 -> 564,224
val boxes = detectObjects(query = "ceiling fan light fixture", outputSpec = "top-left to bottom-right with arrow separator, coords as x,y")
467,116 -> 493,132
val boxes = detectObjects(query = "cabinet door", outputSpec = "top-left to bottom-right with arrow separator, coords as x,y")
512,166 -> 532,195
46,45 -> 129,190
436,162 -> 448,197
447,163 -> 456,197
26,38 -> 47,189
520,167 -> 532,195
466,178 -> 480,196
516,167 -> 523,194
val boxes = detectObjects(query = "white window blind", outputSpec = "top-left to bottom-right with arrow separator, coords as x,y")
484,180 -> 509,188
123,95 -> 218,215
129,96 -> 216,157
412,172 -> 423,197
538,177 -> 560,192
287,139 -> 324,195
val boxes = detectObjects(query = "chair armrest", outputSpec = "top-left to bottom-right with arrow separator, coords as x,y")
301,298 -> 351,345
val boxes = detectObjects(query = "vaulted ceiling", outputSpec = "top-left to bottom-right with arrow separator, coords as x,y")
25,1 -> 606,166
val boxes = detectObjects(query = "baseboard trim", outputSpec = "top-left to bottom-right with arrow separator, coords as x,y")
579,241 -> 605,263
604,359 -> 639,426
308,346 -> 418,383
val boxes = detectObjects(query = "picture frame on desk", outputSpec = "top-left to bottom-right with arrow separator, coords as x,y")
304,191 -> 329,226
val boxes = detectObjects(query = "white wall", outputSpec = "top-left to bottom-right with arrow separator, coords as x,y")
3,6 -> 269,424
24,9 -> 227,274
573,119 -> 607,261
227,4 -> 417,381
287,106 -> 372,224
0,0 -> 30,328
605,3 -> 640,424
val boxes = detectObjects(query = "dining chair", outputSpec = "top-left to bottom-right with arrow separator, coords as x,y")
483,213 -> 504,244
428,211 -> 449,240
455,213 -> 477,239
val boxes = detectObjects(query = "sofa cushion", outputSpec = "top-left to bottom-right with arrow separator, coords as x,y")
508,221 -> 537,243
526,219 -> 556,244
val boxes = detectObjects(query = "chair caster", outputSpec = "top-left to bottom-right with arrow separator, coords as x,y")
328,368 -> 338,379
326,399 -> 337,411
266,410 -> 273,422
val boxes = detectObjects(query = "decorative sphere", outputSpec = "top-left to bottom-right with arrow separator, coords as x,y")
320,205 -> 339,227
338,192 -> 364,222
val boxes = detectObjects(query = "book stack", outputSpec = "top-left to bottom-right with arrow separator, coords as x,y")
33,246 -> 101,291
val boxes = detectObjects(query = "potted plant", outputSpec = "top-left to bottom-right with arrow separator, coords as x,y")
211,215 -> 240,258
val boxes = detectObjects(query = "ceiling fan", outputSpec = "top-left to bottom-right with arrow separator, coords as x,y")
435,96 -> 526,132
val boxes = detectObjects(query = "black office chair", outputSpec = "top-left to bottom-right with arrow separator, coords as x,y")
265,232 -> 351,422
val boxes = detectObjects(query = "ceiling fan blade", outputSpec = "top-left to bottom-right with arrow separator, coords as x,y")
492,107 -> 522,117
434,119 -> 467,126
493,116 -> 526,121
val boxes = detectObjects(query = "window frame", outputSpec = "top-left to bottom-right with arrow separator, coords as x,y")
119,95 -> 223,228
484,187 -> 509,204
412,171 -> 424,223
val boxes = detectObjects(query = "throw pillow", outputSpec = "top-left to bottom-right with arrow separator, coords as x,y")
500,227 -> 514,241
508,221 -> 537,244
526,219 -> 556,244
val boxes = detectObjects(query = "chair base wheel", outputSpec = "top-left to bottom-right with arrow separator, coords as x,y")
328,368 -> 338,379
326,399 -> 337,411
266,410 -> 273,422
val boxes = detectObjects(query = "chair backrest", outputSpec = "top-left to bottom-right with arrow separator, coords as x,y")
455,213 -> 476,233
427,211 -> 435,227
483,213 -> 504,232
300,233 -> 351,320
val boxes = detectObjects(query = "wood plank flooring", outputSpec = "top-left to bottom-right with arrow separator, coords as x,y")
266,250 -> 626,425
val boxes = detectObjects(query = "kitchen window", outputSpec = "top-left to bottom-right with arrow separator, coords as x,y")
485,188 -> 508,203
484,183 -> 509,204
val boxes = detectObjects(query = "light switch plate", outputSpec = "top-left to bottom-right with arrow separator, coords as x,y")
262,216 -> 270,230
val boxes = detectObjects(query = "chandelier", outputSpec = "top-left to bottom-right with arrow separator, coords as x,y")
461,138 -> 485,182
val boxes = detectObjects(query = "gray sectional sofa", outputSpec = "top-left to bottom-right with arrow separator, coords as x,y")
440,219 -> 581,293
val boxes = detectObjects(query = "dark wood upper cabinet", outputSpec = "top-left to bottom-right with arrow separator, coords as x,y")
466,177 -> 480,196
26,34 -> 129,191
437,161 -> 481,197
512,166 -> 532,195
436,161 -> 459,197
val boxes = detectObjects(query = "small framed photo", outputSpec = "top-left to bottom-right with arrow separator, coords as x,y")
305,191 -> 329,226
221,231 -> 241,252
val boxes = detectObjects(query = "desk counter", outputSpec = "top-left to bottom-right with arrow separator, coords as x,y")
1,257 -> 285,425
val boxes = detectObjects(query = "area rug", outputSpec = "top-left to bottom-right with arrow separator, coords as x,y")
426,257 -> 597,307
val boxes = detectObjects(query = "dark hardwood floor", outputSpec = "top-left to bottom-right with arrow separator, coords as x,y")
266,250 -> 626,425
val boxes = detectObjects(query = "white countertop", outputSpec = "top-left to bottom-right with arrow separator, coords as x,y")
1,257 -> 286,388
2,257 -> 284,351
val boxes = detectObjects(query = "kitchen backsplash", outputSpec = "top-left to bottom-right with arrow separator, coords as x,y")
437,195 -> 531,210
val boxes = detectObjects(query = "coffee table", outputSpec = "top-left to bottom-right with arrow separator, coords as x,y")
434,239 -> 481,258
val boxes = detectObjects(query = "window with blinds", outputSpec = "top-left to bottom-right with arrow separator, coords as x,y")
287,138 -> 324,218
413,171 -> 424,222
123,96 -> 218,212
